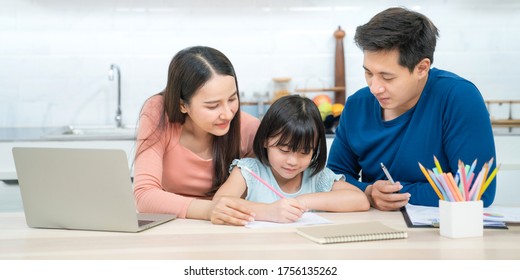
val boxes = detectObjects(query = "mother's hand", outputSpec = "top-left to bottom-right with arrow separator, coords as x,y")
210,196 -> 256,226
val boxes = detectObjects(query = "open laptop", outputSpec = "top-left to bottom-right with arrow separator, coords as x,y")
12,147 -> 176,232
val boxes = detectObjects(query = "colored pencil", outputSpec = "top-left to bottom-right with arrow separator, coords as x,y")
445,172 -> 463,202
429,170 -> 452,201
466,159 -> 477,186
458,160 -> 469,200
433,155 -> 443,174
477,163 -> 501,201
418,162 -> 444,200
242,166 -> 286,199
468,168 -> 484,201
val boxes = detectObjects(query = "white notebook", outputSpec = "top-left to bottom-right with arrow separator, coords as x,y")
296,221 -> 407,244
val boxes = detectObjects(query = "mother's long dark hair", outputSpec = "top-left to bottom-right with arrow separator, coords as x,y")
136,46 -> 241,196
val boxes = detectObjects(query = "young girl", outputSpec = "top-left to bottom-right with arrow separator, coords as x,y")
210,95 -> 370,225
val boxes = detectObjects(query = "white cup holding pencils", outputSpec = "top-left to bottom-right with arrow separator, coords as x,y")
417,156 -> 498,238
439,200 -> 483,238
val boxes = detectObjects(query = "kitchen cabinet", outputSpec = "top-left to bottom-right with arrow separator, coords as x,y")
493,136 -> 520,206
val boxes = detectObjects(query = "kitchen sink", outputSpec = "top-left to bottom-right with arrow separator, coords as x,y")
42,125 -> 137,140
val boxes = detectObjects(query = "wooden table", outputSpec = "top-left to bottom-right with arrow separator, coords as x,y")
1,209 -> 519,260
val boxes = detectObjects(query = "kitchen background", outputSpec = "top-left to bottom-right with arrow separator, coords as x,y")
1,0 -> 519,128
1,0 -> 520,211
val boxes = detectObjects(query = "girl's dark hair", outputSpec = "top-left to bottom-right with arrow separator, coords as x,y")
136,46 -> 241,195
354,7 -> 439,72
253,95 -> 327,176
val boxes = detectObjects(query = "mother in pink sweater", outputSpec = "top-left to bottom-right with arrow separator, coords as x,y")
134,46 -> 259,224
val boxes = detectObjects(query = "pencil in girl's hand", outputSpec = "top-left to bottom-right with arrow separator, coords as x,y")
242,166 -> 286,199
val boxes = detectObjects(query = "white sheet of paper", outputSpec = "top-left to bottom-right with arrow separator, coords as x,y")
483,206 -> 520,223
245,212 -> 332,229
404,203 -> 508,227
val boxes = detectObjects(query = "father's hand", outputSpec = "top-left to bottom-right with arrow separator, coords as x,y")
365,180 -> 410,211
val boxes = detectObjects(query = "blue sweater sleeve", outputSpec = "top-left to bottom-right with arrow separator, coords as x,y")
327,91 -> 371,191
436,80 -> 496,205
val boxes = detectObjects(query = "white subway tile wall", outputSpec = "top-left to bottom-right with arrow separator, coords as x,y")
1,0 -> 519,127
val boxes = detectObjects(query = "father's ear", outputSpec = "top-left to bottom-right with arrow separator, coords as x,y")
415,58 -> 431,78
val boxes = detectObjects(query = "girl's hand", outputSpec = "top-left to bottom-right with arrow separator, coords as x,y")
266,198 -> 307,223
209,196 -> 255,226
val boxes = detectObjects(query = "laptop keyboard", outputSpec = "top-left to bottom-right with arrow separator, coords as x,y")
138,220 -> 154,227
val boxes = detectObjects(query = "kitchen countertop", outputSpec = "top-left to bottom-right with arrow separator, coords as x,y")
0,126 -> 337,142
0,127 -> 58,142
3,126 -> 516,142
0,126 -> 136,142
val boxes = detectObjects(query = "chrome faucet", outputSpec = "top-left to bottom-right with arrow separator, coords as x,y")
108,64 -> 123,128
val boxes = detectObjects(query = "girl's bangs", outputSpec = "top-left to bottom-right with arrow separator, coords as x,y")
272,121 -> 316,153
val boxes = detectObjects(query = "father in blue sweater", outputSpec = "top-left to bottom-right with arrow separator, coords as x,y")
327,7 -> 496,210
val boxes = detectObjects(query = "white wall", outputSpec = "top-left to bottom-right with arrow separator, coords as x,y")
1,0 -> 520,127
